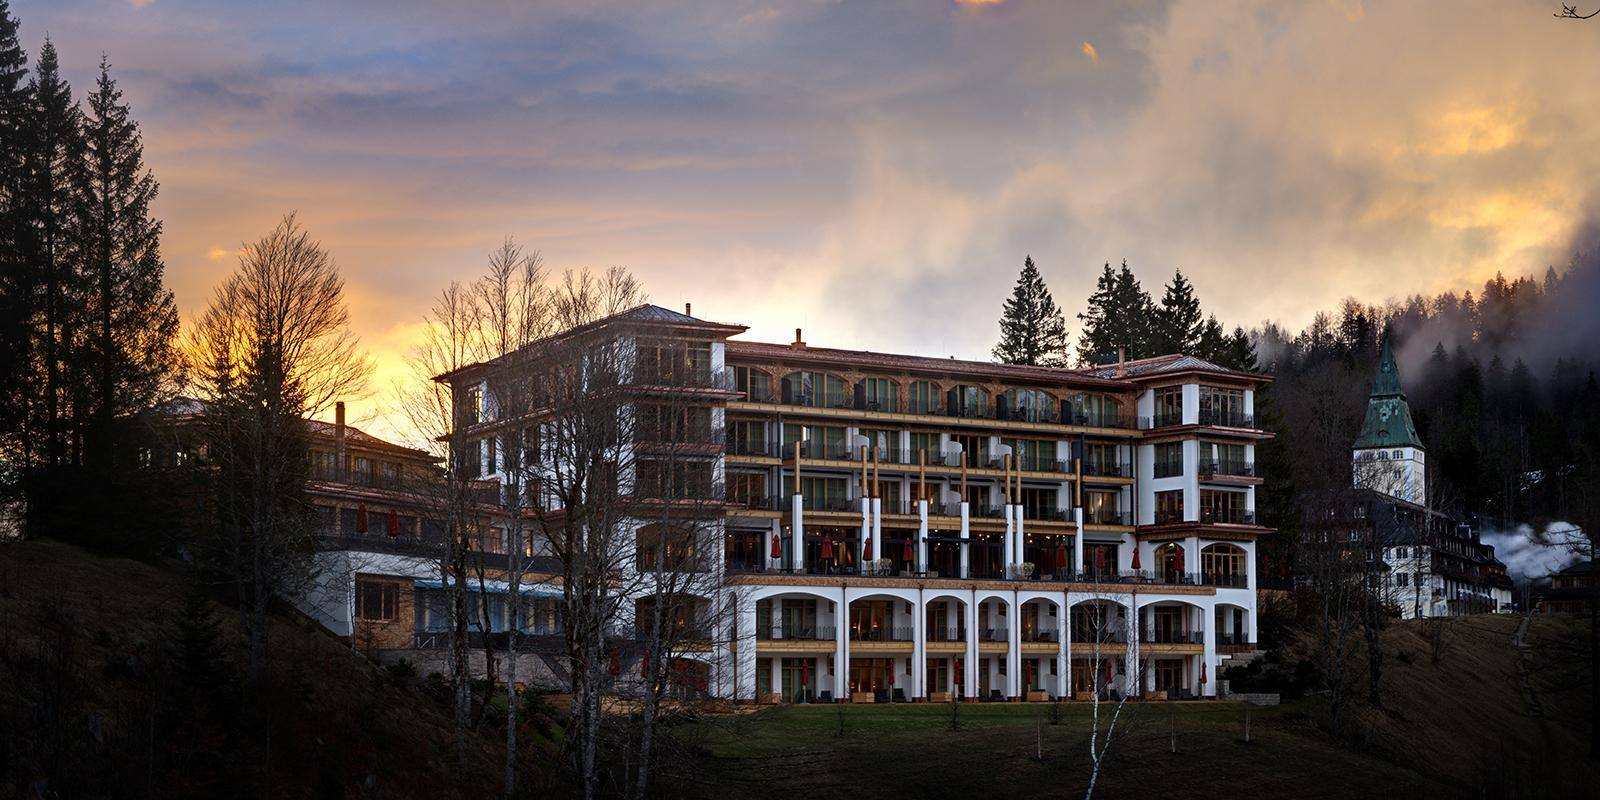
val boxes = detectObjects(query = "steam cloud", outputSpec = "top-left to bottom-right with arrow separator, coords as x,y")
1477,521 -> 1585,583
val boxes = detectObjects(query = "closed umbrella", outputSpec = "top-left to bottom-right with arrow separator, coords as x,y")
356,502 -> 369,534
820,536 -> 834,561
801,658 -> 810,686
1130,545 -> 1141,571
863,536 -> 873,561
1174,544 -> 1186,576
1199,661 -> 1207,685
903,537 -> 914,562
1094,548 -> 1106,575
1055,543 -> 1068,570
387,508 -> 400,537
1104,658 -> 1114,687
770,532 -> 782,560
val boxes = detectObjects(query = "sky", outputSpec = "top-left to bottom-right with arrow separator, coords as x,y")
12,0 -> 1600,444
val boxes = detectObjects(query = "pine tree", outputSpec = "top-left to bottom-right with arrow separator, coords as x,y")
73,57 -> 178,469
0,0 -> 30,466
993,255 -> 1069,367
1195,314 -> 1226,363
1151,269 -> 1202,355
20,37 -> 83,471
1076,260 -> 1155,365
1220,326 -> 1257,371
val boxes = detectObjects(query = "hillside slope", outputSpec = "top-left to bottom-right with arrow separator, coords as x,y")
0,539 -> 507,799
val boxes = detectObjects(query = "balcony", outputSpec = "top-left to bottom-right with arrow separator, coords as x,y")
1028,506 -> 1074,522
1198,460 -> 1256,480
1070,627 -> 1127,644
1021,628 -> 1060,644
411,628 -> 562,651
1080,460 -> 1132,478
1141,412 -> 1184,430
1085,508 -> 1131,526
979,627 -> 1009,643
1201,572 -> 1250,588
1198,409 -> 1254,428
849,626 -> 915,643
926,626 -> 966,642
756,624 -> 836,642
1200,508 -> 1257,525
1141,630 -> 1204,645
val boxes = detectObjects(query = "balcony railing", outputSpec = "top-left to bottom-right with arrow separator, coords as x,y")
1028,506 -> 1074,522
1198,409 -> 1254,428
1141,412 -> 1185,429
1198,460 -> 1256,479
849,626 -> 915,642
1200,508 -> 1256,525
926,626 -> 966,642
979,627 -> 1009,643
1141,630 -> 1204,645
1201,572 -> 1250,588
1085,509 -> 1131,526
1021,628 -> 1060,643
756,624 -> 836,642
411,628 -> 562,651
1080,460 -> 1132,478
1069,627 -> 1126,644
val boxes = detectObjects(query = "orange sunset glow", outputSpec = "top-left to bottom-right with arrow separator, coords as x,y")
12,0 -> 1600,444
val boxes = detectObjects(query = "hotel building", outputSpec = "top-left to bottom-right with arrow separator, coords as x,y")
426,304 -> 1273,702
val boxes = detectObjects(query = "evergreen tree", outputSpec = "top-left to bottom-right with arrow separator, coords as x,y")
19,37 -> 83,471
992,255 -> 1069,367
73,57 -> 178,468
1151,269 -> 1202,355
1195,314 -> 1227,364
0,0 -> 30,469
1076,260 -> 1154,365
1220,325 -> 1257,371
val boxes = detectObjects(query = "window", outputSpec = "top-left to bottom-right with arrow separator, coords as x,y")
1392,449 -> 1402,459
464,439 -> 482,479
1153,387 -> 1183,426
1396,572 -> 1409,587
733,365 -> 772,402
640,403 -> 712,442
908,381 -> 938,415
1153,442 -> 1183,478
636,524 -> 699,571
1082,443 -> 1120,476
355,579 -> 398,622
1084,490 -> 1121,525
782,475 -> 849,506
352,456 -> 373,483
1200,490 -> 1247,524
635,459 -> 715,499
859,428 -> 899,459
1396,547 -> 1408,558
909,432 -> 940,463
1002,438 -> 1055,472
1201,543 -> 1247,586
782,423 -> 847,459
782,371 -> 847,408
1003,388 -> 1054,422
380,461 -> 399,487
861,378 -> 898,411
465,386 -> 484,425
1018,487 -> 1057,518
729,419 -> 768,455
727,472 -> 767,507
1204,442 -> 1247,476
1155,490 -> 1184,524
948,385 -> 988,417
637,338 -> 712,384
1199,386 -> 1246,426
483,438 -> 497,474
1070,394 -> 1122,427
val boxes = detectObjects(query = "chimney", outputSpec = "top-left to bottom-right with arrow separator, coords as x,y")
684,302 -> 692,316
1115,347 -> 1126,378
334,401 -> 347,480
792,327 -> 806,350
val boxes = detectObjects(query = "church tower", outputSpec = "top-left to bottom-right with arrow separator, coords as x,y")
1353,337 -> 1426,505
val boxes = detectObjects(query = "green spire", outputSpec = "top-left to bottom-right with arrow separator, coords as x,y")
1354,336 -> 1422,449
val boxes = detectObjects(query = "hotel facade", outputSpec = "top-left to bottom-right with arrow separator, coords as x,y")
303,304 -> 1273,702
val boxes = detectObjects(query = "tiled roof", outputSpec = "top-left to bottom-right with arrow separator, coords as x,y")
1078,353 -> 1256,380
723,340 -> 1129,388
157,396 -> 429,458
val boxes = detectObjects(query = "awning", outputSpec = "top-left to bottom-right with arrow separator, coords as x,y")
414,578 -> 563,598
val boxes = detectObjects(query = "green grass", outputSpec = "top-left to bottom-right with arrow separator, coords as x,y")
658,699 -> 1440,799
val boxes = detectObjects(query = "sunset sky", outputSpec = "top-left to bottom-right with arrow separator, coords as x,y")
12,0 -> 1600,444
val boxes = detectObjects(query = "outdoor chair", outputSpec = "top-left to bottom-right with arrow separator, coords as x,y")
874,688 -> 889,704
818,690 -> 832,703
988,689 -> 1003,702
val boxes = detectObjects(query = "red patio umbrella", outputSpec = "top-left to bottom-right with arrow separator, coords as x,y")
954,658 -> 963,685
1174,544 -> 1186,575
1130,545 -> 1141,571
801,659 -> 810,686
820,535 -> 834,561
1199,661 -> 1207,685
1055,543 -> 1068,570
1094,548 -> 1106,575
863,536 -> 873,561
903,537 -> 914,562
1103,658 -> 1114,687
386,508 -> 401,537
770,532 -> 782,560
1025,660 -> 1035,687
355,502 -> 369,534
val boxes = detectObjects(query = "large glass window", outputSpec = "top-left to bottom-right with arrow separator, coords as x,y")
783,371 -> 848,408
783,424 -> 848,459
355,579 -> 398,621
1153,442 -> 1183,478
1155,489 -> 1185,524
909,431 -> 940,463
1084,490 -> 1121,525
1003,388 -> 1055,422
908,380 -> 939,415
1199,386 -> 1247,427
1003,438 -> 1056,472
1201,543 -> 1247,586
1200,489 -> 1248,524
733,365 -> 772,402
1069,394 -> 1122,427
729,419 -> 768,455
861,378 -> 898,412
1153,387 -> 1183,427
948,385 -> 989,418
1081,443 -> 1121,476
636,338 -> 712,385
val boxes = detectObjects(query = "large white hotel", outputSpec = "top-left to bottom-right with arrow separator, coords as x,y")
298,304 -> 1272,703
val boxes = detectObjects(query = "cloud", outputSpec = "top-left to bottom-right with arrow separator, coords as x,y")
1081,40 -> 1098,65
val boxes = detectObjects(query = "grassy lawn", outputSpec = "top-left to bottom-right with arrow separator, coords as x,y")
659,699 -> 1440,799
